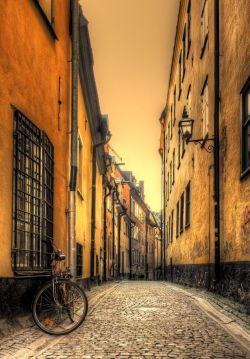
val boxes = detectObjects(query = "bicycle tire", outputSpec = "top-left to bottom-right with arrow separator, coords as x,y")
32,279 -> 88,335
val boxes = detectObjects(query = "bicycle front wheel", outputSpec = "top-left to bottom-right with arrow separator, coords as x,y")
32,279 -> 88,335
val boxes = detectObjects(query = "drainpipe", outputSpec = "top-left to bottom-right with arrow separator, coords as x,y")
90,133 -> 112,281
118,209 -> 126,278
68,0 -> 79,282
103,184 -> 112,281
214,0 -> 220,284
145,214 -> 149,280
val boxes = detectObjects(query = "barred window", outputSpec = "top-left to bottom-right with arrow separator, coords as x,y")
76,243 -> 83,277
12,110 -> 54,273
241,77 -> 250,177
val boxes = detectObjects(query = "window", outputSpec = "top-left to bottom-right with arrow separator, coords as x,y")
171,210 -> 174,242
170,106 -> 173,138
187,84 -> 192,115
173,86 -> 177,125
172,150 -> 175,185
170,162 -> 172,192
166,222 -> 169,244
179,51 -> 182,99
76,243 -> 83,277
180,193 -> 184,233
187,0 -> 191,57
176,201 -> 179,238
167,173 -> 170,199
185,182 -> 191,227
182,25 -> 186,81
200,0 -> 208,57
166,179 -> 169,202
178,129 -> 181,168
36,0 -> 55,26
241,77 -> 250,177
12,111 -> 54,272
181,128 -> 185,157
169,216 -> 171,243
77,134 -> 84,198
168,122 -> 170,152
201,77 -> 209,139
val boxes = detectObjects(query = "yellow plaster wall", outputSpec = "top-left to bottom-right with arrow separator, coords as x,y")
76,81 -> 93,280
0,0 -> 71,276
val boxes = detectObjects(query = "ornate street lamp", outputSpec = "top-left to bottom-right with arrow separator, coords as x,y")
178,107 -> 215,153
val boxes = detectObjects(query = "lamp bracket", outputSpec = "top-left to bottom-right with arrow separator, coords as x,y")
187,137 -> 215,153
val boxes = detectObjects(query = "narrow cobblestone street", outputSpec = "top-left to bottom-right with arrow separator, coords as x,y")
1,281 -> 249,359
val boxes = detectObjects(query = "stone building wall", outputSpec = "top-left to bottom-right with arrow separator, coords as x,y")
163,0 -> 250,307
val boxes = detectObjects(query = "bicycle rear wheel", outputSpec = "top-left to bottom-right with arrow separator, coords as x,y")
32,279 -> 88,335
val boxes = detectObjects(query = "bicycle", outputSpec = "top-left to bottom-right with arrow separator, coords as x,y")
32,247 -> 88,335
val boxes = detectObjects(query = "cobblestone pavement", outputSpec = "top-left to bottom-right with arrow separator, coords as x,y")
27,281 -> 250,359
0,281 -> 119,359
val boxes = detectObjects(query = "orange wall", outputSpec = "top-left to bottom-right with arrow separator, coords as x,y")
0,0 -> 71,276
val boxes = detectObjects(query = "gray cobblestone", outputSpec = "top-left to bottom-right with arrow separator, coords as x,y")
33,281 -> 249,358
0,281 -> 249,358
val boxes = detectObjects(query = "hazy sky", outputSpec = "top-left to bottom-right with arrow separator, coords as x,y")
81,0 -> 179,212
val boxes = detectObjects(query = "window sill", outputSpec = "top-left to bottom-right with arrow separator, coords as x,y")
240,166 -> 250,180
200,33 -> 208,59
33,0 -> 58,40
185,223 -> 190,229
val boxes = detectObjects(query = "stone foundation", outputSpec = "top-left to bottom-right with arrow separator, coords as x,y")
165,261 -> 250,313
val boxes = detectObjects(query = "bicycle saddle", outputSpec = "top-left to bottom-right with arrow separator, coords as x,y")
54,251 -> 66,261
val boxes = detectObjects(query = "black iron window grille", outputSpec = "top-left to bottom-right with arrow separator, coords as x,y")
12,110 -> 54,273
76,242 -> 83,277
241,77 -> 250,178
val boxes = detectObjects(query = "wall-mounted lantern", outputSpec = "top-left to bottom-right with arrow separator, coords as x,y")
178,107 -> 214,153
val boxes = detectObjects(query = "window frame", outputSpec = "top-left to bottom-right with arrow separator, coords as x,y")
76,242 -> 83,277
180,193 -> 184,234
201,76 -> 209,140
12,110 -> 54,273
185,182 -> 191,228
187,0 -> 191,58
240,77 -> 250,178
182,25 -> 186,82
200,0 -> 208,59
176,201 -> 179,238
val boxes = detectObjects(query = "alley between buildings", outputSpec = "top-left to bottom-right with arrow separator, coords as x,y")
0,281 -> 249,359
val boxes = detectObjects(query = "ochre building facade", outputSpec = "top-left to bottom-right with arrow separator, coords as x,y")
160,0 -> 250,304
